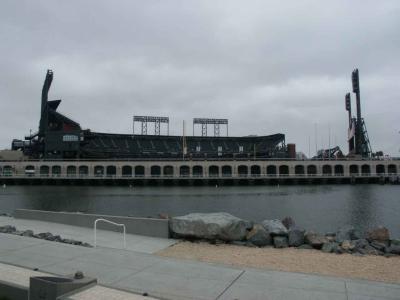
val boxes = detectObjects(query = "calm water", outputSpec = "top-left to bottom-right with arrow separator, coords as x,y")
0,185 -> 399,238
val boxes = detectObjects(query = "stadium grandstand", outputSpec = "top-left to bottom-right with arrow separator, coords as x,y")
11,70 -> 289,160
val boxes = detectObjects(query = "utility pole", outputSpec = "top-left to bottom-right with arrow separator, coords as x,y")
182,120 -> 186,160
328,125 -> 331,160
314,123 -> 318,156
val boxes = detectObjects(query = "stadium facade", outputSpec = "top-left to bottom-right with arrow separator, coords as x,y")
11,70 -> 290,160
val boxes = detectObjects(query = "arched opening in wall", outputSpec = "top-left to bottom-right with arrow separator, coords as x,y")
222,165 -> 232,177
163,166 -> 174,177
79,166 -> 89,177
67,166 -> 77,177
307,165 -> 317,176
151,166 -> 161,177
2,165 -> 12,176
361,164 -> 371,176
180,165 -> 190,177
106,166 -> 117,177
52,165 -> 61,177
279,165 -> 289,176
388,164 -> 397,175
209,165 -> 219,177
122,166 -> 132,177
94,166 -> 104,177
349,165 -> 359,176
322,165 -> 332,176
250,165 -> 261,177
376,164 -> 385,175
238,165 -> 248,177
334,165 -> 344,176
135,166 -> 145,177
25,165 -> 35,177
267,165 -> 277,176
193,165 -> 203,177
295,165 -> 305,175
40,165 -> 50,177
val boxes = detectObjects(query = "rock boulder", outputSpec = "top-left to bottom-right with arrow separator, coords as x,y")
387,245 -> 400,255
370,241 -> 387,252
359,245 -> 383,256
261,219 -> 288,236
288,227 -> 305,247
352,239 -> 369,253
335,225 -> 361,243
21,230 -> 34,237
273,236 -> 288,248
0,225 -> 16,233
366,226 -> 390,243
37,232 -> 53,240
304,231 -> 328,249
170,213 -> 251,241
341,240 -> 355,252
321,242 -> 339,253
297,244 -> 314,250
281,217 -> 296,230
246,224 -> 272,247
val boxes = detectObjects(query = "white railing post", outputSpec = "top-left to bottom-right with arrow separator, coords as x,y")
94,218 -> 126,249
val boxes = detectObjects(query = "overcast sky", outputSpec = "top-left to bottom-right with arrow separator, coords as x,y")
1,0 -> 399,156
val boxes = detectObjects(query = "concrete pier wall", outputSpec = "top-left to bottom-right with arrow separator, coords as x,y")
0,279 -> 28,300
0,159 -> 399,185
14,209 -> 170,238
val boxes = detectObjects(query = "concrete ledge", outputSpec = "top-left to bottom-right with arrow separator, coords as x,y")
0,280 -> 28,300
14,209 -> 170,238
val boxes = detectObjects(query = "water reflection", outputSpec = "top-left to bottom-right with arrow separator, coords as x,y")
346,186 -> 376,233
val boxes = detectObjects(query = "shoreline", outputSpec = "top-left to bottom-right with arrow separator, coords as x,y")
157,241 -> 400,284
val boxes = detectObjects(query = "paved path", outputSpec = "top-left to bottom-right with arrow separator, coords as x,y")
1,219 -> 400,299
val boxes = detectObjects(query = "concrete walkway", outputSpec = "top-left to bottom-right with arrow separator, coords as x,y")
0,219 -> 400,299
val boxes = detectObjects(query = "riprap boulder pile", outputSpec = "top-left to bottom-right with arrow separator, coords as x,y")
169,213 -> 400,257
0,225 -> 92,247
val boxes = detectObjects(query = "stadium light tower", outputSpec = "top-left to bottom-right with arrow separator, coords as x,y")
193,118 -> 228,137
133,116 -> 169,136
346,69 -> 372,157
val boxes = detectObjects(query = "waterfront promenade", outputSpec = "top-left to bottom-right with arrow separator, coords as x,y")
0,217 -> 399,299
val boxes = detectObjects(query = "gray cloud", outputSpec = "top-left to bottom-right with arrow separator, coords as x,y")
1,0 -> 399,155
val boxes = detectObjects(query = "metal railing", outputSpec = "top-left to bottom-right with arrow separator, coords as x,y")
94,218 -> 126,249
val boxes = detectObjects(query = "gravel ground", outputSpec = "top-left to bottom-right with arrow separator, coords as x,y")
157,241 -> 400,284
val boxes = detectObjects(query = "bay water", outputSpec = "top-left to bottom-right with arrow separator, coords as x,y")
0,184 -> 399,238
